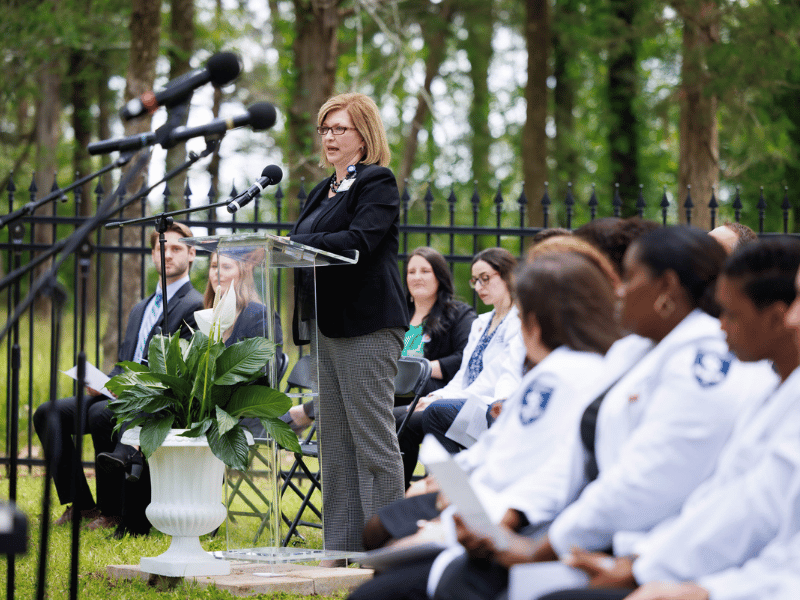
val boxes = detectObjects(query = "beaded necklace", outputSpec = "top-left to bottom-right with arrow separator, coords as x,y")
330,164 -> 357,193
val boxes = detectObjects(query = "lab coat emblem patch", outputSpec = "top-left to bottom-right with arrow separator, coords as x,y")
693,350 -> 732,387
519,379 -> 554,425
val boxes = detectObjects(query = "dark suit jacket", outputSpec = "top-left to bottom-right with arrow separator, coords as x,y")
422,301 -> 477,395
109,280 -> 204,377
289,163 -> 409,340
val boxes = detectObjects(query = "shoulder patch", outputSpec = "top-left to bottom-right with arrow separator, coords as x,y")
693,349 -> 733,388
519,377 -> 556,425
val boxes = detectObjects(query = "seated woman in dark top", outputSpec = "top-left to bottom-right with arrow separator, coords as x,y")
402,246 -> 477,394
282,247 -> 477,433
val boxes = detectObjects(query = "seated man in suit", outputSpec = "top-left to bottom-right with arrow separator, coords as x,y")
33,221 -> 204,531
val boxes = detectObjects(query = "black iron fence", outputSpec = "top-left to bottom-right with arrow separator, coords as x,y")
1,171 -> 797,470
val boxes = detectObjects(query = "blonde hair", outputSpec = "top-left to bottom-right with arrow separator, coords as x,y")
317,93 -> 391,168
527,235 -> 621,290
203,252 -> 262,314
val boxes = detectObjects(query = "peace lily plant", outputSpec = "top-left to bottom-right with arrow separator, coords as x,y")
106,285 -> 300,471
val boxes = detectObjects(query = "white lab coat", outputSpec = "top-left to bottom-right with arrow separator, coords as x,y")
630,365 -> 799,584
453,346 -> 607,522
504,310 -> 764,556
434,306 -> 524,403
698,515 -> 800,600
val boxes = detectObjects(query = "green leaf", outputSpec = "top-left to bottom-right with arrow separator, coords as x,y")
144,372 -> 192,401
140,415 -> 174,458
147,334 -> 171,375
166,331 -> 186,376
226,386 -> 292,419
215,406 -> 238,436
206,422 -> 250,471
259,417 -> 302,454
213,338 -> 276,386
183,330 -> 209,374
116,361 -> 149,373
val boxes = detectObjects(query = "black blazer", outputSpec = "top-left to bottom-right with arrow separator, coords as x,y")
110,280 -> 204,377
290,163 -> 409,340
422,301 -> 477,395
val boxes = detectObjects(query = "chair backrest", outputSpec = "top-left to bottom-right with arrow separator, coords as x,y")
285,354 -> 316,393
394,356 -> 432,399
277,351 -> 289,385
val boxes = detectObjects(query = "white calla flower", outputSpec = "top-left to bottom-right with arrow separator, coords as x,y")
194,284 -> 237,340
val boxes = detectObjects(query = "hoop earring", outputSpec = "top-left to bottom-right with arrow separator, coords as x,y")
654,293 -> 676,318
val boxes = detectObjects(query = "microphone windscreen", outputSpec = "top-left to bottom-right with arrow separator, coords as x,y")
262,164 -> 283,184
206,52 -> 242,87
247,102 -> 277,131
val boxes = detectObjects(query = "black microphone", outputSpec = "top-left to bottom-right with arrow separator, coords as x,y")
166,102 -> 277,145
88,103 -> 277,155
227,165 -> 283,213
87,131 -> 158,155
120,52 -> 241,120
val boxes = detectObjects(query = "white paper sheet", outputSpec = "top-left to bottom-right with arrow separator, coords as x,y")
419,434 -> 510,550
509,561 -> 590,600
62,362 -> 113,398
443,394 -> 489,448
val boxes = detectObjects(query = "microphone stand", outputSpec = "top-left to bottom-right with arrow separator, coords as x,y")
103,138 -> 224,334
0,154 -> 135,230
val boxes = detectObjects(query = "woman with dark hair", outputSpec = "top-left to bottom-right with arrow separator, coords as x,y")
428,226 -> 774,600
404,247 -> 476,394
398,247 -> 525,486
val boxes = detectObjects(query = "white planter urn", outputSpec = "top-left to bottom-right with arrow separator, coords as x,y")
122,428 -> 230,577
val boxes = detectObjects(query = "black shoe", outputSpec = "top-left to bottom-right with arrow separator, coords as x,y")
97,444 -> 135,473
97,444 -> 144,482
126,450 -> 144,483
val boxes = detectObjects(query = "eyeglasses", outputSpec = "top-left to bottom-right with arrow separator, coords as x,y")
316,126 -> 355,136
469,272 -> 499,289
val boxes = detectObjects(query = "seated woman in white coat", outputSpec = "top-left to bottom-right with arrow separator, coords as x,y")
524,236 -> 800,600
398,247 -> 525,484
433,226 -> 774,600
348,250 -> 622,600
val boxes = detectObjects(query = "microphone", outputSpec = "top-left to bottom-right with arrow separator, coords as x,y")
87,131 -> 158,156
227,165 -> 283,213
87,103 -> 277,155
166,102 -> 277,145
120,52 -> 241,120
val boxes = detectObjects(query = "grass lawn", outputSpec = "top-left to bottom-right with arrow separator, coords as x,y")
1,461 -> 354,600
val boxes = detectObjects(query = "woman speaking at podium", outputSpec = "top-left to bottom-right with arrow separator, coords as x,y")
289,92 -> 409,561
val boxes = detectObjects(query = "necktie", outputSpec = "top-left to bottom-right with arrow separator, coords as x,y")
134,290 -> 163,363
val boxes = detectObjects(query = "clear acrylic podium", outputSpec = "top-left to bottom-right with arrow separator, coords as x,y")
182,232 -> 359,567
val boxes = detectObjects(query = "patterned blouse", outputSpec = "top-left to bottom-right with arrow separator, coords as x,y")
465,311 -> 504,386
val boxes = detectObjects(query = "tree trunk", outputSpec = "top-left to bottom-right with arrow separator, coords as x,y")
398,1 -> 456,186
607,0 -> 640,216
552,0 -> 580,203
164,0 -> 195,208
464,0 -> 493,199
522,0 -> 549,229
677,1 -> 720,229
285,0 -> 343,222
101,0 -> 162,372
32,57 -> 62,316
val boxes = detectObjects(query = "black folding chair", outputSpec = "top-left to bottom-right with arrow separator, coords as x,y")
395,356 -> 432,438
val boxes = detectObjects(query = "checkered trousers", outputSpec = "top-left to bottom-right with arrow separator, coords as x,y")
314,325 -> 406,551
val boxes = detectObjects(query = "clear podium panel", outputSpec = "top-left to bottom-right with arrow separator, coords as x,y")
181,232 -> 358,564
183,232 -> 358,269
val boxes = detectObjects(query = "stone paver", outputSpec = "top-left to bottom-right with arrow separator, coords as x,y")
107,561 -> 374,597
